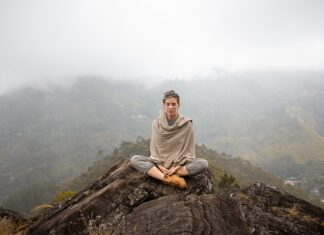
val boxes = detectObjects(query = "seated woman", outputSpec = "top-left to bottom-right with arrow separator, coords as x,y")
131,90 -> 208,189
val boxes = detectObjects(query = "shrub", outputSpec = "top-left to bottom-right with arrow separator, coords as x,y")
52,191 -> 76,203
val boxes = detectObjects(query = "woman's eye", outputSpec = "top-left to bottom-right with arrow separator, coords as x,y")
165,102 -> 177,107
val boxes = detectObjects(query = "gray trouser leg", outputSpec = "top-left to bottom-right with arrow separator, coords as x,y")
185,158 -> 209,176
130,155 -> 155,174
131,155 -> 208,176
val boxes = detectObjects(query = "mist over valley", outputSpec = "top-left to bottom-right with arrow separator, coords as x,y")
1,71 -> 324,211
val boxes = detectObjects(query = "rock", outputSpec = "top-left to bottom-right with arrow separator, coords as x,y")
114,183 -> 324,235
237,182 -> 324,235
25,161 -> 324,235
114,194 -> 250,235
0,206 -> 26,224
26,160 -> 214,234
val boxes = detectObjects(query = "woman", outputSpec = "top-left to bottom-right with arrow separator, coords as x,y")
130,90 -> 208,189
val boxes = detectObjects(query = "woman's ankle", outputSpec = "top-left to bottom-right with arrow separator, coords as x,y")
147,166 -> 165,181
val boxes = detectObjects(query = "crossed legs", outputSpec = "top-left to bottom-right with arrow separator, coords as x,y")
130,155 -> 208,180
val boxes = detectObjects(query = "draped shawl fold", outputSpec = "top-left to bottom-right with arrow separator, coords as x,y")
150,112 -> 196,168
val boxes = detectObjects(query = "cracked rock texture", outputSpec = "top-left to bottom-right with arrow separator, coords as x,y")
25,160 -> 324,235
26,160 -> 214,234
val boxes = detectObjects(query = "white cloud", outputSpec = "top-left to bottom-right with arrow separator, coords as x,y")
0,0 -> 323,93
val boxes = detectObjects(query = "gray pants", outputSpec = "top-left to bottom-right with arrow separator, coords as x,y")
130,155 -> 208,176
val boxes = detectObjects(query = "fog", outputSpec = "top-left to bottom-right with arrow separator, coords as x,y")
1,0 -> 324,94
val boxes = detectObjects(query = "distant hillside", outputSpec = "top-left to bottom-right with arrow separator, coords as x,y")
159,72 -> 324,200
0,78 -> 154,203
1,72 -> 324,207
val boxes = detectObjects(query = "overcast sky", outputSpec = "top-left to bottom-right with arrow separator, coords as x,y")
1,0 -> 324,94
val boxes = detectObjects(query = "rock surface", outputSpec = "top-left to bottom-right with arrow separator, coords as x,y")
25,160 -> 324,235
238,182 -> 324,234
27,160 -> 214,234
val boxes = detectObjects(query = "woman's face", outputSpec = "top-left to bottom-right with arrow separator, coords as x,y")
163,97 -> 179,119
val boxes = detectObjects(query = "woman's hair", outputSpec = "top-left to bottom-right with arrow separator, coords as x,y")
163,90 -> 180,104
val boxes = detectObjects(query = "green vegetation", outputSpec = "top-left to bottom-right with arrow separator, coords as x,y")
52,191 -> 76,204
218,173 -> 240,189
32,204 -> 54,216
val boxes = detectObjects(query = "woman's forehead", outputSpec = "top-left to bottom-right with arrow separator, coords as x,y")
164,97 -> 178,103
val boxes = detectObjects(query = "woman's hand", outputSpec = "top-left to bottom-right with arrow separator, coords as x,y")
166,166 -> 181,176
157,165 -> 182,176
157,165 -> 169,174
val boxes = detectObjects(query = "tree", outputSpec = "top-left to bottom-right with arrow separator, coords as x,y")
218,173 -> 240,189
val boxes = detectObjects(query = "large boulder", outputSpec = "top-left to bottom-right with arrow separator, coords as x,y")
237,182 -> 324,234
113,183 -> 324,235
27,160 -> 214,234
113,193 -> 250,234
26,160 -> 324,235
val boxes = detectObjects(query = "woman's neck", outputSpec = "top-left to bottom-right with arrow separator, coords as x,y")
166,113 -> 178,121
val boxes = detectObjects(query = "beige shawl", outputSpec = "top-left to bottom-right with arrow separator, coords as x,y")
150,112 -> 196,168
